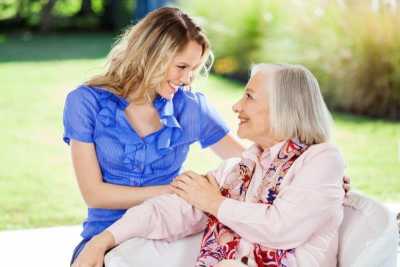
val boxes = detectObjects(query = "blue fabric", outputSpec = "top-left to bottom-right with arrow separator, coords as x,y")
70,238 -> 90,265
63,85 -> 229,253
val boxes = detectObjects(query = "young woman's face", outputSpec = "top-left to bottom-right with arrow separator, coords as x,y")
157,41 -> 204,100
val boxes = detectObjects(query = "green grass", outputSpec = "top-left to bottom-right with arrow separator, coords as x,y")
0,33 -> 399,230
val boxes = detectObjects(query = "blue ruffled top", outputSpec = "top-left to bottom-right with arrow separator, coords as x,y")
62,85 -> 229,239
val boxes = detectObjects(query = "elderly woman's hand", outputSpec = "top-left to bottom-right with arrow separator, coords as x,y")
171,171 -> 224,216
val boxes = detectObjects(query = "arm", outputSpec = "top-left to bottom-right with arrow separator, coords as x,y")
210,133 -> 245,159
72,159 -> 238,267
72,194 -> 207,267
215,146 -> 345,249
71,140 -> 170,209
106,194 -> 208,244
194,92 -> 245,159
105,159 -> 238,244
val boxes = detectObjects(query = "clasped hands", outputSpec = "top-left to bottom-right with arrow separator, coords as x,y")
170,171 -> 225,217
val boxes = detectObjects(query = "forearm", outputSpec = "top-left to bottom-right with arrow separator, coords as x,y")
107,194 -> 207,245
210,133 -> 245,160
84,183 -> 170,209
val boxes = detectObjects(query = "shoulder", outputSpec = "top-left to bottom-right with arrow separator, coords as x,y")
293,142 -> 346,183
174,89 -> 210,108
303,142 -> 344,166
65,85 -> 112,110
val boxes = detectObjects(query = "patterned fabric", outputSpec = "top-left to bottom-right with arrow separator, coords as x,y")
196,140 -> 309,267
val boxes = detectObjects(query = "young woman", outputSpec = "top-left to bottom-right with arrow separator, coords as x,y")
63,7 -> 244,265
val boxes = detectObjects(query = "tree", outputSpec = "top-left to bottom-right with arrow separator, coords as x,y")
76,0 -> 94,17
39,0 -> 58,32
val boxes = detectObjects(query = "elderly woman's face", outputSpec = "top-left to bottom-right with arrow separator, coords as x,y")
232,72 -> 273,143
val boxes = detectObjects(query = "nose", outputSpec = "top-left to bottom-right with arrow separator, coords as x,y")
232,98 -> 242,113
180,70 -> 193,87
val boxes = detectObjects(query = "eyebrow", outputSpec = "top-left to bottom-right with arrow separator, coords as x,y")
246,87 -> 255,93
177,62 -> 201,69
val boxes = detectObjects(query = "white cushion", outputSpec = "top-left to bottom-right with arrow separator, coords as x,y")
338,191 -> 398,267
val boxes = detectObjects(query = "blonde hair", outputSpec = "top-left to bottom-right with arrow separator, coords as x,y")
251,63 -> 332,145
87,7 -> 213,103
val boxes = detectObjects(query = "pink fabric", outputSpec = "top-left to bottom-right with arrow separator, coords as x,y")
196,140 -> 307,267
107,142 -> 345,267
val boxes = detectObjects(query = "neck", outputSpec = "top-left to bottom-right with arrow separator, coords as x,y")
127,89 -> 157,104
256,137 -> 282,151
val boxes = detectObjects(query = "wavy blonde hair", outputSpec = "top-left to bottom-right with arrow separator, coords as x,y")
87,7 -> 213,103
251,63 -> 333,145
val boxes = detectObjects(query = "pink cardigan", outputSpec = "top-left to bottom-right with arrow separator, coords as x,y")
107,142 -> 345,266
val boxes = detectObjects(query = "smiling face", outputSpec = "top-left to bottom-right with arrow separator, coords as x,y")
232,70 -> 280,148
156,41 -> 204,100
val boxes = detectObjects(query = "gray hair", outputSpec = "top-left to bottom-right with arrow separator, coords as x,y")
251,63 -> 332,145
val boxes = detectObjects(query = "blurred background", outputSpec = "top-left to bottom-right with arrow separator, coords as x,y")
0,0 -> 399,231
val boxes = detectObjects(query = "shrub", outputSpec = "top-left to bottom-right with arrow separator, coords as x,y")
292,1 -> 400,119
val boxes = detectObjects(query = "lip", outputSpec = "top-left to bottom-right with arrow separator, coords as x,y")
237,115 -> 249,124
168,81 -> 180,91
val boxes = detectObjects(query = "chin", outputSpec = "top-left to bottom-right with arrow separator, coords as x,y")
158,91 -> 174,100
237,129 -> 247,139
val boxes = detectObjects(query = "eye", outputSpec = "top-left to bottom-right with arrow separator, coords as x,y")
245,93 -> 253,99
177,65 -> 186,69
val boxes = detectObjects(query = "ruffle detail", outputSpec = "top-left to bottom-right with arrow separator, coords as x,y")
114,89 -> 185,172
97,89 -> 128,128
152,92 -> 184,155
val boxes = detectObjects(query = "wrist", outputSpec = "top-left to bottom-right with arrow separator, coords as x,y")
92,230 -> 116,251
207,196 -> 225,217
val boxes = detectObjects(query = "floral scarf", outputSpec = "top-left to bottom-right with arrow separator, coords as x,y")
196,140 -> 309,267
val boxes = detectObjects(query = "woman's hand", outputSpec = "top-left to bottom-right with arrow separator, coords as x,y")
72,231 -> 116,267
171,171 -> 224,216
343,175 -> 351,196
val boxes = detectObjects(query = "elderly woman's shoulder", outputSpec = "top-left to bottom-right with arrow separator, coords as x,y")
302,142 -> 345,168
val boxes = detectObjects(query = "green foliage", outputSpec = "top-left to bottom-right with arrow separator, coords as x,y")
180,0 -> 285,80
295,1 -> 400,119
180,0 -> 400,119
0,0 -> 135,31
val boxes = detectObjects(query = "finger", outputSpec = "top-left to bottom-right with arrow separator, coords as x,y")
171,185 -> 190,202
176,174 -> 195,185
171,185 -> 185,196
206,174 -> 219,187
183,170 -> 202,180
171,179 -> 188,191
344,184 -> 350,192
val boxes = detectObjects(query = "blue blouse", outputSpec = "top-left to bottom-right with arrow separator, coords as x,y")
63,85 -> 229,239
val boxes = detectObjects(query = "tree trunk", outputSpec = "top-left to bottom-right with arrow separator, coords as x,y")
39,0 -> 58,32
101,0 -> 119,30
76,0 -> 94,16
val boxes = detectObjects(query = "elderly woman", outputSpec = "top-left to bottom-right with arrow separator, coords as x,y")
73,64 -> 345,267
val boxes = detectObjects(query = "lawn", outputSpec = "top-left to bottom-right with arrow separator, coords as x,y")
0,33 -> 399,230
